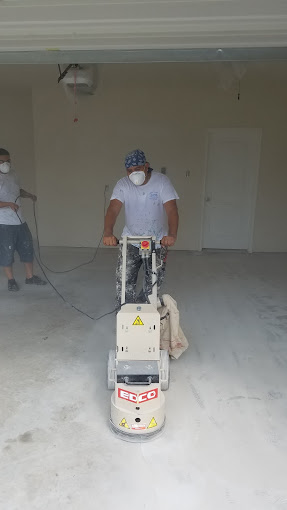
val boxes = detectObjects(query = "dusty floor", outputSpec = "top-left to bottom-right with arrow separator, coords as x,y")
1,248 -> 287,510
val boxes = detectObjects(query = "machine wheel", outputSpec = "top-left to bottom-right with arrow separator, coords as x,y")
107,349 -> 116,390
160,349 -> 170,391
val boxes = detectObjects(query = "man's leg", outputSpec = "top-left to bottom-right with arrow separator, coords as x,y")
137,246 -> 168,303
0,225 -> 19,291
4,265 -> 19,291
4,266 -> 14,280
155,246 -> 168,292
16,223 -> 46,285
24,262 -> 33,279
116,244 -> 142,308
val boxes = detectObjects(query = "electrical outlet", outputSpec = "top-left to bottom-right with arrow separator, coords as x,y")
161,167 -> 167,174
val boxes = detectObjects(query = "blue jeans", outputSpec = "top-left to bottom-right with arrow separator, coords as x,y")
0,223 -> 33,266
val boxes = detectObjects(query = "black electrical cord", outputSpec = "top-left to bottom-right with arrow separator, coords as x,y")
142,254 -> 158,302
33,203 -> 105,274
16,192 -> 106,274
13,191 -> 121,321
57,64 -> 78,84
142,256 -> 150,302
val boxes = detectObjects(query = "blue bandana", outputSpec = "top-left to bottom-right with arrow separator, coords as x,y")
124,149 -> 146,169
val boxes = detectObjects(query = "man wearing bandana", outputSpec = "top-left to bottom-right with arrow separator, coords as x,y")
104,149 -> 179,307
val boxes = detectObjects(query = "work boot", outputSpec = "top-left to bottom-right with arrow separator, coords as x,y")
25,275 -> 47,285
8,279 -> 19,292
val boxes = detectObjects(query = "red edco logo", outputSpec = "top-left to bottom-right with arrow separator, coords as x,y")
118,388 -> 158,403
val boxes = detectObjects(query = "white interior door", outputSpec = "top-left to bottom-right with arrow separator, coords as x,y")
202,129 -> 261,250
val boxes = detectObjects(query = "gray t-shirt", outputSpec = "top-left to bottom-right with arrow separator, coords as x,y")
111,171 -> 179,240
0,171 -> 24,225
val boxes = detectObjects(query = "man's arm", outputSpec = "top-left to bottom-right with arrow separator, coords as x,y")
161,199 -> 179,247
0,201 -> 19,212
0,189 -> 34,210
103,199 -> 122,246
20,188 -> 37,201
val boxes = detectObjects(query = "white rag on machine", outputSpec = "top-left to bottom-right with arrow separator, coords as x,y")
158,294 -> 189,359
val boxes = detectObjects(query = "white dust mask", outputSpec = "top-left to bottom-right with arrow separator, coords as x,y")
129,171 -> 145,186
0,162 -> 11,174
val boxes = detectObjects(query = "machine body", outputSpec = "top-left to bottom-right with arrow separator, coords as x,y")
108,236 -> 169,441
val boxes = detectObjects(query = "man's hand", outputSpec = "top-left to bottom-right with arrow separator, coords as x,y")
20,189 -> 37,201
161,235 -> 177,247
8,202 -> 19,213
103,235 -> 118,246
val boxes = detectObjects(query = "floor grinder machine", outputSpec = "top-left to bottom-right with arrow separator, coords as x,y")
107,236 -> 170,441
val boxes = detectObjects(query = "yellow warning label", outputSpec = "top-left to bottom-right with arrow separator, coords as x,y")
119,418 -> 130,429
148,417 -> 157,429
133,316 -> 144,326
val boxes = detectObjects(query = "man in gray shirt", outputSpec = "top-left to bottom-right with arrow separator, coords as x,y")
0,147 -> 46,291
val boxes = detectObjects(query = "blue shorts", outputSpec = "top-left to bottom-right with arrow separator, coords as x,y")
0,222 -> 34,266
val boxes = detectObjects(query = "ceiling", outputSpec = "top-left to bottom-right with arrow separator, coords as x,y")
0,1 -> 287,63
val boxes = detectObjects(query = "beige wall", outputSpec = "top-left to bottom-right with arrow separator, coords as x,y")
0,65 -> 286,252
0,89 -> 36,233
30,63 -> 287,252
1,62 -> 286,252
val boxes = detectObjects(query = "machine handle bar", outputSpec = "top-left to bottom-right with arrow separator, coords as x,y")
119,237 -> 161,245
123,376 -> 152,385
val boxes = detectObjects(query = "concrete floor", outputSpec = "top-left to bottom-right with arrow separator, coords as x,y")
1,248 -> 287,510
